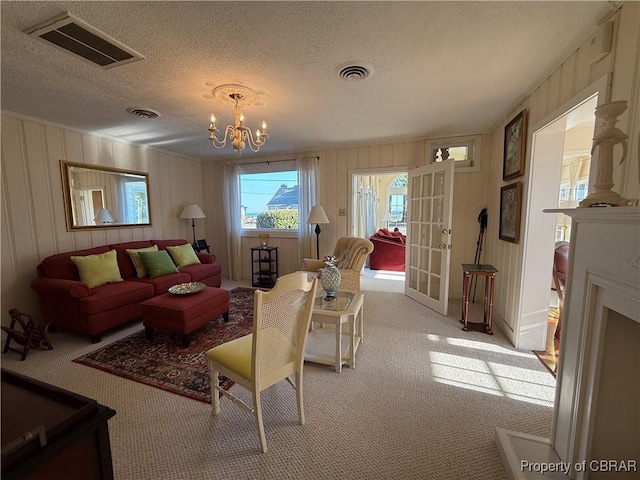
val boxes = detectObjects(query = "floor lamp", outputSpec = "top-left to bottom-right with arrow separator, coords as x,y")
179,204 -> 206,245
381,211 -> 392,230
306,205 -> 329,260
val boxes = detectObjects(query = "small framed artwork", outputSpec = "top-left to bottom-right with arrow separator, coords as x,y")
499,182 -> 522,244
503,109 -> 527,180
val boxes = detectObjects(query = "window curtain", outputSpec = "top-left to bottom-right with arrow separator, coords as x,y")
297,154 -> 318,263
354,175 -> 379,238
223,162 -> 242,281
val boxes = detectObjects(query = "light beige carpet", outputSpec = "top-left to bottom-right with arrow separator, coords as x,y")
2,289 -> 555,479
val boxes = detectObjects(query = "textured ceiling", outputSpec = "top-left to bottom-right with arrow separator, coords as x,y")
1,1 -> 612,161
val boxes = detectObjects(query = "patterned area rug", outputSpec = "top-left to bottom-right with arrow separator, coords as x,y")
73,287 -> 255,403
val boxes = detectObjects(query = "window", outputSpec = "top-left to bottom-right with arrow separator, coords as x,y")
239,164 -> 299,230
387,174 -> 407,234
427,134 -> 482,172
558,179 -> 589,204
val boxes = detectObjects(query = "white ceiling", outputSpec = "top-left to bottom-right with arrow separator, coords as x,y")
1,1 -> 613,161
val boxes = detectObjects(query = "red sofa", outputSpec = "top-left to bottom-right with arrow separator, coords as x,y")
369,229 -> 406,271
30,239 -> 222,343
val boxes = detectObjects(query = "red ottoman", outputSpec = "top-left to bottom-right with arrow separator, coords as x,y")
142,287 -> 230,346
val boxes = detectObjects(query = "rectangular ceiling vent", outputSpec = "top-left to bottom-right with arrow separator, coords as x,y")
25,12 -> 144,69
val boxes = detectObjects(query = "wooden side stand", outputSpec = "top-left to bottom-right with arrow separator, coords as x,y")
2,309 -> 53,361
460,264 -> 498,335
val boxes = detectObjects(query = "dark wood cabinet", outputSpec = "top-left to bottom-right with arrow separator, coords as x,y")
251,246 -> 278,288
1,369 -> 116,480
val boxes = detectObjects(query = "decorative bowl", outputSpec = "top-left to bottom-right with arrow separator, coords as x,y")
168,282 -> 206,295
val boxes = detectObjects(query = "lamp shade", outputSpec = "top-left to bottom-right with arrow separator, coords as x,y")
381,212 -> 393,222
95,208 -> 114,224
306,205 -> 329,224
179,204 -> 206,219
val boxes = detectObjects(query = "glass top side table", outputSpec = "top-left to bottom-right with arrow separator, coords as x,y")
305,290 -> 364,372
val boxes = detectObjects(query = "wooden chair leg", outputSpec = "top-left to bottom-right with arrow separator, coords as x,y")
253,390 -> 267,453
210,365 -> 220,416
296,371 -> 305,425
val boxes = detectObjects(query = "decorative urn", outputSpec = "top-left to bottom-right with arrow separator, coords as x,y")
319,255 -> 341,300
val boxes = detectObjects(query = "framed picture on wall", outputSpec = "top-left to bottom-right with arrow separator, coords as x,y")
502,109 -> 527,180
499,182 -> 522,244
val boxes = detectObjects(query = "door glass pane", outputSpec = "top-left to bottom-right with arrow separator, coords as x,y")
429,274 -> 440,300
419,271 -> 429,295
410,245 -> 419,267
419,247 -> 429,270
431,225 -> 442,248
412,176 -> 422,197
432,198 -> 443,223
421,198 -> 431,222
408,267 -> 417,289
410,223 -> 419,244
431,249 -> 441,272
411,199 -> 420,221
422,174 -> 432,197
434,172 -> 444,196
420,224 -> 429,246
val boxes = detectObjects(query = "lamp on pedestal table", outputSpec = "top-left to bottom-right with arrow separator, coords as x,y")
306,205 -> 330,260
179,204 -> 206,245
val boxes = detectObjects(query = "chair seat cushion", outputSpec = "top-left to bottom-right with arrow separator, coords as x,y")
207,334 -> 253,381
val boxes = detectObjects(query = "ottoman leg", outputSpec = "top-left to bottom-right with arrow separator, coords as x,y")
182,334 -> 190,347
223,311 -> 229,323
145,326 -> 154,340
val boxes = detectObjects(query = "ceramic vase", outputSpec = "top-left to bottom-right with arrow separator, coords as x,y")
319,256 -> 341,300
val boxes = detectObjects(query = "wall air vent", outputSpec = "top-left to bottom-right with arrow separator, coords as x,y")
25,12 -> 144,69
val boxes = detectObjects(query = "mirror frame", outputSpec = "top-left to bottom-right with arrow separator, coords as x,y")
60,160 -> 152,231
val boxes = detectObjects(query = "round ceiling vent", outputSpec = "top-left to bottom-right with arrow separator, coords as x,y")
337,63 -> 373,82
127,107 -> 160,119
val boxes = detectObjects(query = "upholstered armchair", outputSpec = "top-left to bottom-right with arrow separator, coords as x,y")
300,236 -> 374,291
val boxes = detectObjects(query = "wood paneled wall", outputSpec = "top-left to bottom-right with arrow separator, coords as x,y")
483,2 -> 639,344
1,115 -> 205,322
202,137 -> 491,299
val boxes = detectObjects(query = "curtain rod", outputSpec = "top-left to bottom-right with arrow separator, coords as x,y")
226,156 -> 319,167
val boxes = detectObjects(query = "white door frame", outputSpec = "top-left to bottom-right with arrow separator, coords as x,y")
514,75 -> 608,350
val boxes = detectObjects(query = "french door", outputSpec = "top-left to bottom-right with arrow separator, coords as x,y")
404,159 -> 454,315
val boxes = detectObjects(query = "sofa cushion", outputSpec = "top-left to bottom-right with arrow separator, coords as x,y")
71,250 -> 123,288
179,262 -> 222,282
126,245 -> 159,278
131,272 -> 192,295
77,280 -> 154,315
166,243 -> 200,268
138,250 -> 179,278
38,246 -> 111,280
152,239 -> 189,250
109,241 -> 154,279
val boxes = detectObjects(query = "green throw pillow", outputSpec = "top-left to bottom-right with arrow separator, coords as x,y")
126,245 -> 159,278
138,250 -> 179,279
71,249 -> 123,288
166,243 -> 200,268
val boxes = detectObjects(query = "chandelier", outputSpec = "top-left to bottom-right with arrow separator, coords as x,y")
208,84 -> 269,154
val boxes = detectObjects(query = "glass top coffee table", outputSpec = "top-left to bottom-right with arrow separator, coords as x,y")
304,290 -> 364,373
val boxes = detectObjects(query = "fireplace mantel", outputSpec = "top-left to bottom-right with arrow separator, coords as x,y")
497,206 -> 639,479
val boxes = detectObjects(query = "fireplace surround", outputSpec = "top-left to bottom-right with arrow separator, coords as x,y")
497,206 -> 639,479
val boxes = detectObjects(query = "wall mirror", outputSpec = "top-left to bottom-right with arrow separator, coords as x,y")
60,161 -> 151,230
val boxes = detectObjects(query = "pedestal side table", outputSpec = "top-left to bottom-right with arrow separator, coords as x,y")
460,263 -> 498,335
